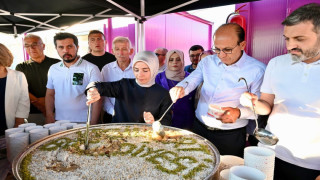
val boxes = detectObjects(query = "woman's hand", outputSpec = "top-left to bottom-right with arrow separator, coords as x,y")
86,88 -> 101,105
143,111 -> 155,124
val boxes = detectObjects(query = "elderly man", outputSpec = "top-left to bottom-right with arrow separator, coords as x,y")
154,47 -> 168,73
45,32 -> 102,124
16,34 -> 60,125
101,36 -> 135,123
82,30 -> 116,71
170,23 -> 266,157
184,45 -> 204,73
241,3 -> 320,179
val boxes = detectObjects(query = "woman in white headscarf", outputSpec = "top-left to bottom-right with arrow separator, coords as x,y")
86,51 -> 172,125
155,50 -> 195,129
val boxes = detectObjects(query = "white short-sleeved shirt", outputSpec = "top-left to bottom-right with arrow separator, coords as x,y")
47,58 -> 102,122
260,54 -> 320,170
178,52 -> 266,129
101,61 -> 135,115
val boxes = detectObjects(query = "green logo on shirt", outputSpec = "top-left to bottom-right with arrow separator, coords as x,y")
73,73 -> 84,85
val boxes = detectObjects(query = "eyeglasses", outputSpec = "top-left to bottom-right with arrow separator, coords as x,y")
155,53 -> 165,56
24,43 -> 42,49
212,44 -> 239,54
189,53 -> 201,58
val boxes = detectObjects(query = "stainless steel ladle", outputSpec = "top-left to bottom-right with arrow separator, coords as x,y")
152,82 -> 189,136
238,77 -> 279,145
84,103 -> 92,149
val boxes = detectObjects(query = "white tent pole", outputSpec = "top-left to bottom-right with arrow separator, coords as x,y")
21,15 -> 60,34
15,24 -> 35,27
141,0 -> 145,17
97,8 -> 113,15
0,9 -> 10,14
140,22 -> 145,51
16,13 -> 59,16
139,0 -> 145,51
61,14 -> 92,17
14,14 -> 60,30
95,15 -> 134,18
135,20 -> 140,53
106,0 -> 141,20
146,0 -> 199,20
13,25 -> 17,37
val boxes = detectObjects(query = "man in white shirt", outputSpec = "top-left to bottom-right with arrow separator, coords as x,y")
240,3 -> 320,179
101,36 -> 135,123
45,32 -> 102,124
170,23 -> 266,157
154,47 -> 168,73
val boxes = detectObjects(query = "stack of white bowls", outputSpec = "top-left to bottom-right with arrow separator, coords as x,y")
29,128 -> 49,144
4,121 -> 84,162
244,146 -> 275,180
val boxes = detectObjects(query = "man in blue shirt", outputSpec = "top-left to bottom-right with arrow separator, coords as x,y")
170,23 -> 266,157
184,45 -> 204,73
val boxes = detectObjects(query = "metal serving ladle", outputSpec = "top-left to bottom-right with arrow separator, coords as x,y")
238,77 -> 279,146
152,82 -> 189,136
84,103 -> 92,149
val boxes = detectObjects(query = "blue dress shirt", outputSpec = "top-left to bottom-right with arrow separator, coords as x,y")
177,52 -> 266,129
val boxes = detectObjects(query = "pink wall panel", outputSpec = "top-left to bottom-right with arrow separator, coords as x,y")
109,13 -> 212,65
287,0 -> 320,14
144,15 -> 166,52
109,24 -> 136,57
237,0 -> 319,65
237,0 -> 287,65
146,13 -> 211,66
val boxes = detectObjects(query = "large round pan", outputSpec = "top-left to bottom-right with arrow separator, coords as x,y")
12,123 -> 220,180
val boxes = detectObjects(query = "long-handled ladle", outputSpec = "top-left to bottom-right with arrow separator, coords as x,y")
84,103 -> 92,149
152,82 -> 189,136
238,77 -> 279,145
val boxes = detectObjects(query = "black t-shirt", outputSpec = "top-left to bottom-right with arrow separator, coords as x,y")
0,77 -> 7,136
15,56 -> 60,114
82,52 -> 116,71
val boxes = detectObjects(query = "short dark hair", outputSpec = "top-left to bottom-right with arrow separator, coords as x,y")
88,30 -> 105,40
282,3 -> 320,33
189,45 -> 204,52
54,32 -> 79,47
217,23 -> 245,44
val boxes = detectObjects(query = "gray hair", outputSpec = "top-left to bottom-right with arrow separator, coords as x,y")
112,36 -> 132,50
282,3 -> 320,33
24,34 -> 43,43
154,47 -> 168,54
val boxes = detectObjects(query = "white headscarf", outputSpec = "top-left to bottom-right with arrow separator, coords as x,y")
165,49 -> 185,81
132,51 -> 159,87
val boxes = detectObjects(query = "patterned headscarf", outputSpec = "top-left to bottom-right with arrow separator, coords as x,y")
132,51 -> 159,87
165,49 -> 185,81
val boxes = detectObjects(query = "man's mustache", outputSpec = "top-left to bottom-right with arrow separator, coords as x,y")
288,48 -> 303,53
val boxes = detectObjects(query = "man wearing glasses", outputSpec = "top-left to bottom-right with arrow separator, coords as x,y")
184,45 -> 204,73
16,34 -> 60,125
154,47 -> 168,73
170,23 -> 266,157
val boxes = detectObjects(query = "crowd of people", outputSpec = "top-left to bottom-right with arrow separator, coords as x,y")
0,3 -> 319,179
